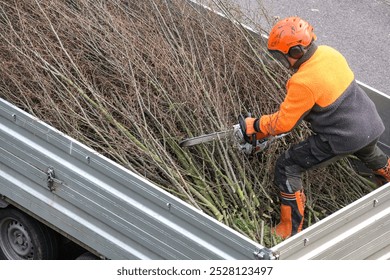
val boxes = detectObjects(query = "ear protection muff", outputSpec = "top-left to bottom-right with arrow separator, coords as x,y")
269,44 -> 307,69
268,50 -> 291,69
288,45 -> 305,59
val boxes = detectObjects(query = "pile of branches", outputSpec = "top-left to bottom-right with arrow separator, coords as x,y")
0,0 -> 374,247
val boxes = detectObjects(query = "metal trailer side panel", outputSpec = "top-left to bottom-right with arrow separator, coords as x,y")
357,81 -> 390,155
0,97 -> 265,260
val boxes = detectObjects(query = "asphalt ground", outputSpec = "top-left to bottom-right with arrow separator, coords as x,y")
236,0 -> 390,95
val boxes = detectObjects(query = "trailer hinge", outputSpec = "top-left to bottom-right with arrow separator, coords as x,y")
47,167 -> 57,192
254,248 -> 279,260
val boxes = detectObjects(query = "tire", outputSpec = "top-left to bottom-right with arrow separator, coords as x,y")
0,208 -> 59,260
76,251 -> 100,260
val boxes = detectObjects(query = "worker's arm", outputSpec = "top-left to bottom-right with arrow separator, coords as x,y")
259,81 -> 315,136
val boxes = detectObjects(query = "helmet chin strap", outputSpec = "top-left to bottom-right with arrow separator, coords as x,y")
291,43 -> 318,70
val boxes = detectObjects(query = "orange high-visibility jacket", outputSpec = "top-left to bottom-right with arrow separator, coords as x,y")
259,45 -> 384,153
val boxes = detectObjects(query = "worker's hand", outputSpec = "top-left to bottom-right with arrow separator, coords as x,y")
245,117 -> 267,141
238,114 -> 267,144
244,117 -> 258,135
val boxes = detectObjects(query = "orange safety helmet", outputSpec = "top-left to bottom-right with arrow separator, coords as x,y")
268,16 -> 317,55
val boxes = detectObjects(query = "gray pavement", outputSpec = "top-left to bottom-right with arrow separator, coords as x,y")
236,0 -> 390,95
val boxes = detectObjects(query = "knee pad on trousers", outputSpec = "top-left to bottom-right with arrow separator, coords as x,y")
274,152 -> 304,193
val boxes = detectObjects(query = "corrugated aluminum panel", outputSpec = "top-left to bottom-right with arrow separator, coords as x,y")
0,97 -> 265,260
272,182 -> 390,260
357,81 -> 390,155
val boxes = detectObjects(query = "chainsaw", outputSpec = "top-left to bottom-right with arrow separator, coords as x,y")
179,115 -> 288,155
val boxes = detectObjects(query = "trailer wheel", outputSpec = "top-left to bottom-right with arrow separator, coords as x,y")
0,208 -> 59,260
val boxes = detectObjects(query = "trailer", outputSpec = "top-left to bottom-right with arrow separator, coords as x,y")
0,1 -> 389,260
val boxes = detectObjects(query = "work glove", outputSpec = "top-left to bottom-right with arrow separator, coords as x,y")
238,114 -> 267,144
246,117 -> 268,141
244,117 -> 260,135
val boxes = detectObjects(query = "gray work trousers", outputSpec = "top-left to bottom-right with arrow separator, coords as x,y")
274,134 -> 388,194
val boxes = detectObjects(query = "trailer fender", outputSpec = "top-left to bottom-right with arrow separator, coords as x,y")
0,197 -> 9,208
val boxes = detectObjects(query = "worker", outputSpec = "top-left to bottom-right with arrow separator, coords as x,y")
243,16 -> 390,239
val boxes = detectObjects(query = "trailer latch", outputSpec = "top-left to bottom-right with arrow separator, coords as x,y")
254,248 -> 279,260
47,167 -> 56,191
